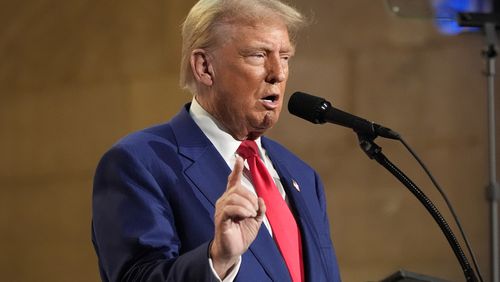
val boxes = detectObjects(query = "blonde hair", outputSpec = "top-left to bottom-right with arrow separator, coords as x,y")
179,0 -> 306,94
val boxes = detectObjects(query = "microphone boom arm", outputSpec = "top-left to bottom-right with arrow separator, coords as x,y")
357,133 -> 478,282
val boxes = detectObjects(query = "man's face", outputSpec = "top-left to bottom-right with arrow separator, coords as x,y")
199,20 -> 294,140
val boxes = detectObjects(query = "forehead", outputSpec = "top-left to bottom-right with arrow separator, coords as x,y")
213,20 -> 293,51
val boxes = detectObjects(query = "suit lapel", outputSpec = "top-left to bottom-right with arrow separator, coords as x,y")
247,226 -> 291,281
262,138 -> 330,282
170,104 -> 230,211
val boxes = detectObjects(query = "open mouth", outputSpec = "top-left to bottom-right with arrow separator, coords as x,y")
259,94 -> 280,110
260,94 -> 279,103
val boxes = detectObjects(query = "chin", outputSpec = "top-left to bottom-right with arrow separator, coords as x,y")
264,111 -> 279,127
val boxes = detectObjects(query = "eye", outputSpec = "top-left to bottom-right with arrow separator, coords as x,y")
252,52 -> 266,58
244,52 -> 266,65
280,54 -> 291,61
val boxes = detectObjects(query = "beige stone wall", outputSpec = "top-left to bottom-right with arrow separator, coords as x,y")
1,0 -> 497,281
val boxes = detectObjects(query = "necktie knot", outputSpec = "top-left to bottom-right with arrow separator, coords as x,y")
237,140 -> 260,160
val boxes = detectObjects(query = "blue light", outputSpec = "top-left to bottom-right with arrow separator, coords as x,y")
433,0 -> 490,34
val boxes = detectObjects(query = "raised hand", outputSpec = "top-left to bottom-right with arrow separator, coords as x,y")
210,156 -> 266,279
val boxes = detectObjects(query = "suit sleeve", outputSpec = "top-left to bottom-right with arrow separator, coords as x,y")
92,145 -> 218,282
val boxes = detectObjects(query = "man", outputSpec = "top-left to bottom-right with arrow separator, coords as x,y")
92,0 -> 341,281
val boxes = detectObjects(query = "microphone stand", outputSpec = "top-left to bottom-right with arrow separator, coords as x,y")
356,132 -> 478,282
458,13 -> 500,282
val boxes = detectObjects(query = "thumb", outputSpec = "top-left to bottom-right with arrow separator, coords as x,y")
227,156 -> 244,189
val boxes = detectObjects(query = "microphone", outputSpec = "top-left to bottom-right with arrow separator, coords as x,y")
288,91 -> 400,140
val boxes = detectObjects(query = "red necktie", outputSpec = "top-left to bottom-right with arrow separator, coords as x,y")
237,140 -> 304,282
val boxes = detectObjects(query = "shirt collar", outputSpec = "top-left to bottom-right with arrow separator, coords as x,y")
189,97 -> 264,166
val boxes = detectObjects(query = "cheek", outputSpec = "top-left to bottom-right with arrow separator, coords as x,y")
223,72 -> 263,97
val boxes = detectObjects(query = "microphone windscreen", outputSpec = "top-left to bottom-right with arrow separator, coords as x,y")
288,92 -> 328,124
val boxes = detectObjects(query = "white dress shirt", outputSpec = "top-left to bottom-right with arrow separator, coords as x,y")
189,97 -> 288,282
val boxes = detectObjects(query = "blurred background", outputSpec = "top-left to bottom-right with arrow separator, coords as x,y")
0,0 -> 498,281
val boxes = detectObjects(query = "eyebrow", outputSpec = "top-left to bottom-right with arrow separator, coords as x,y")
240,44 -> 295,55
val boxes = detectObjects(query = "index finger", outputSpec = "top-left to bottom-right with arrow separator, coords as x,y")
227,156 -> 244,190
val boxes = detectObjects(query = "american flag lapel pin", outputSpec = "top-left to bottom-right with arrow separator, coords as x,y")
292,179 -> 300,192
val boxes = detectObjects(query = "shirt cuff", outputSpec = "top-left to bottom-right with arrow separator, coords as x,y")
208,256 -> 242,282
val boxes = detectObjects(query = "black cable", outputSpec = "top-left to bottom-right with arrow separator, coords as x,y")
359,135 -> 477,281
375,152 -> 475,281
398,136 -> 484,282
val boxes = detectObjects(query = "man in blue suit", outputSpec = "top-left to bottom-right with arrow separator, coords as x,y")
92,0 -> 342,281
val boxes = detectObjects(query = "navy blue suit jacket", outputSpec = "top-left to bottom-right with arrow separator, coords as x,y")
92,104 -> 341,281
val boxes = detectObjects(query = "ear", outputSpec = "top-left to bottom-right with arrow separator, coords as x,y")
190,49 -> 214,86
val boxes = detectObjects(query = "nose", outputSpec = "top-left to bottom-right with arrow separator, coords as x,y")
265,55 -> 287,84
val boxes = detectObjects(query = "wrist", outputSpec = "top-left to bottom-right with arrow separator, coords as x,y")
210,240 -> 239,279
